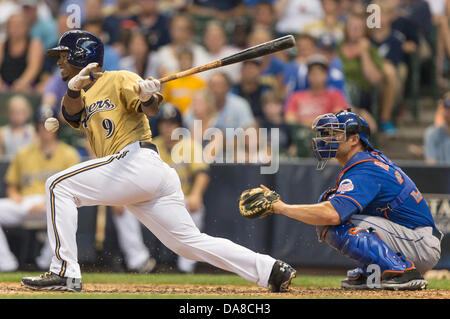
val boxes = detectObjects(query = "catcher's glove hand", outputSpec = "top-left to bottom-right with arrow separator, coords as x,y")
239,187 -> 280,219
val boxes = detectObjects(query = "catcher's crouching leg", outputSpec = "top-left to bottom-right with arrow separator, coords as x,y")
316,223 -> 427,290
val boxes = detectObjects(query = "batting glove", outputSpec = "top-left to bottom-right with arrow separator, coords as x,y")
68,62 -> 103,91
136,78 -> 161,102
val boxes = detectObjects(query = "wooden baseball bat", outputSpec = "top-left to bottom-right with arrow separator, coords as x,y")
134,35 -> 295,93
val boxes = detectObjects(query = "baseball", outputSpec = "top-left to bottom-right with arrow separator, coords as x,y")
44,117 -> 59,132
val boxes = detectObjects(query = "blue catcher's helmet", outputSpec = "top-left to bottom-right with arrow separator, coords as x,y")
47,30 -> 104,69
312,110 -> 373,170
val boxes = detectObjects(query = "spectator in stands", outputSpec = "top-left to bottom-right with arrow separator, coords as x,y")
391,1 -> 419,58
207,72 -> 256,134
158,0 -> 189,15
284,53 -> 348,159
258,90 -> 294,157
0,13 -> 43,93
184,72 -> 256,144
247,27 -> 287,91
231,17 -> 253,49
0,95 -> 35,160
133,0 -> 171,51
250,1 -> 277,33
274,0 -> 324,36
103,0 -> 138,51
156,14 -> 209,78
316,33 -> 348,100
285,54 -> 347,128
83,19 -> 121,71
119,28 -> 162,79
152,103 -> 211,273
0,108 -> 80,272
424,92 -> 450,164
40,11 -> 75,83
85,0 -> 104,21
184,90 -> 218,140
303,0 -> 345,43
283,33 -> 318,96
338,12 -> 383,114
187,0 -> 246,22
369,0 -> 407,135
425,0 -> 450,89
284,33 -> 348,100
20,0 -> 58,51
232,58 -> 271,121
400,0 -> 433,52
202,20 -> 241,84
162,46 -> 206,114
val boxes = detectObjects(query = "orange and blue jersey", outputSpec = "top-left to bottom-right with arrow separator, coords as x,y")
322,150 -> 435,230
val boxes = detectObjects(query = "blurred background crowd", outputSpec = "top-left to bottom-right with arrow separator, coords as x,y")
0,0 -> 447,163
0,0 -> 449,273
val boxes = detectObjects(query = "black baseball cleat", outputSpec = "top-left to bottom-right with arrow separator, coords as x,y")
21,272 -> 82,292
268,260 -> 296,292
381,268 -> 428,290
341,267 -> 369,290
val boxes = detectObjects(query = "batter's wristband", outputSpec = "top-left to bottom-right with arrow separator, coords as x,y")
62,105 -> 83,123
67,88 -> 81,99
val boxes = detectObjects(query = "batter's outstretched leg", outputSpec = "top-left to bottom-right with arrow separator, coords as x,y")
127,196 -> 295,292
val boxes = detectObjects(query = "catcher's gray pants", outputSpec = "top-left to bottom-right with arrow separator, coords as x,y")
45,141 -> 275,286
350,215 -> 442,274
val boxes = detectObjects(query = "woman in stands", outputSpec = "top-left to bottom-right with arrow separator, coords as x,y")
0,13 -> 43,93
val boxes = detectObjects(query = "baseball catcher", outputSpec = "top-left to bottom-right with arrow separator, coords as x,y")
240,110 -> 442,290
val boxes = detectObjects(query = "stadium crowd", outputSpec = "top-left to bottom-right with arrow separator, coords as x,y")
0,0 -> 448,273
0,0 -> 448,161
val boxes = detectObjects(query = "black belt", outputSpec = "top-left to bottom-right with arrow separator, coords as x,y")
432,227 -> 443,241
139,141 -> 159,154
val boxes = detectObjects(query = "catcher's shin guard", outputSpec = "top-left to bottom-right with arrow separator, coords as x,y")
320,223 -> 415,277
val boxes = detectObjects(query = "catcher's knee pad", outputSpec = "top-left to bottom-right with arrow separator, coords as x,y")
323,223 -> 415,276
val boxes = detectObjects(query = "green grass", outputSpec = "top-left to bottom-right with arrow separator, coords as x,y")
0,272 -> 449,299
0,272 -> 343,287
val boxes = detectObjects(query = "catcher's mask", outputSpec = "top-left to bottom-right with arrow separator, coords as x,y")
312,110 -> 373,170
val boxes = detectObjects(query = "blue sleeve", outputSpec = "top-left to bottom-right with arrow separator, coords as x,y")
328,172 -> 381,222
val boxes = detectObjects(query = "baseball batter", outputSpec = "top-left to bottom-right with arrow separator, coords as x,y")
21,30 -> 296,292
242,110 -> 442,290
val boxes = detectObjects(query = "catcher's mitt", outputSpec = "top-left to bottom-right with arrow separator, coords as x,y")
238,187 -> 280,219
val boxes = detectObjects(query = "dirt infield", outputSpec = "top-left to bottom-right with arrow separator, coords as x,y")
1,282 -> 449,298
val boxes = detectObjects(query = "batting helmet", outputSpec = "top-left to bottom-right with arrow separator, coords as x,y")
312,110 -> 373,170
47,30 -> 104,69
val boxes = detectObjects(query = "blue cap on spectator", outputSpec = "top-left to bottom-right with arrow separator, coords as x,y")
444,99 -> 450,108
